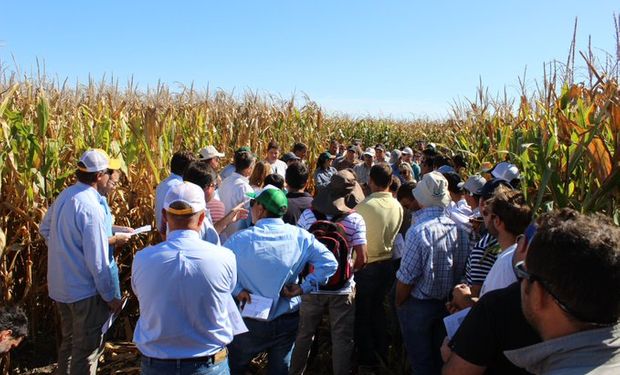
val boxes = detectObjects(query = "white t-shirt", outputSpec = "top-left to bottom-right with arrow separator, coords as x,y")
268,159 -> 288,178
480,243 -> 518,297
298,209 -> 367,295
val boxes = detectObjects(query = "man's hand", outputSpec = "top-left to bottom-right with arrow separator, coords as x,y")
228,202 -> 249,223
237,290 -> 252,309
107,298 -> 122,314
451,284 -> 476,311
440,336 -> 452,363
114,226 -> 135,234
114,233 -> 131,247
280,284 -> 303,299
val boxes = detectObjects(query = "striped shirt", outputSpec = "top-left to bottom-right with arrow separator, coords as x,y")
464,233 -> 499,286
207,198 -> 226,223
397,206 -> 470,300
298,208 -> 367,295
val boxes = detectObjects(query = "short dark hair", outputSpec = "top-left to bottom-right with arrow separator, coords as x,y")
264,173 -> 285,190
234,151 -> 255,173
76,163 -> 102,184
422,155 -> 435,169
397,181 -> 416,201
433,154 -> 452,169
0,306 -> 27,338
183,161 -> 216,189
526,208 -> 620,325
285,161 -> 309,190
170,151 -> 197,176
268,140 -> 280,151
389,175 -> 401,193
292,142 -> 307,153
369,163 -> 392,189
486,186 -> 532,236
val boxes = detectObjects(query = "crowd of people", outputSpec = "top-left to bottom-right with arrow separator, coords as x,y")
36,140 -> 620,375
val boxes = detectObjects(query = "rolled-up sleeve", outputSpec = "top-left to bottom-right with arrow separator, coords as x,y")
300,236 -> 338,294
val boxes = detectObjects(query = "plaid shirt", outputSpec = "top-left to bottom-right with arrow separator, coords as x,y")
396,206 -> 470,300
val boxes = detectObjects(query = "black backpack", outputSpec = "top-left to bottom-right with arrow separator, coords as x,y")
305,209 -> 353,291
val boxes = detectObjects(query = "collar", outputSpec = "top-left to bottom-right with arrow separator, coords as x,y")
413,206 -> 446,224
368,191 -> 392,198
231,172 -> 249,181
170,173 -> 183,180
166,229 -> 201,241
287,191 -> 311,198
255,218 -> 285,227
504,324 -> 620,374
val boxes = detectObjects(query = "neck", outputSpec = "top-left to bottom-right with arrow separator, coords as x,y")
497,230 -> 517,250
537,312 -> 585,341
288,187 -> 305,193
371,186 -> 390,193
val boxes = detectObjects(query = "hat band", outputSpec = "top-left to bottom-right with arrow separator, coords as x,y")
166,207 -> 197,215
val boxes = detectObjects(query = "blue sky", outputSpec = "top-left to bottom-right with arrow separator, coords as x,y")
1,1 -> 618,118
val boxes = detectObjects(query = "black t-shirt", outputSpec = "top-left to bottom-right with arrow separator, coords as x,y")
283,192 -> 313,226
449,282 -> 541,375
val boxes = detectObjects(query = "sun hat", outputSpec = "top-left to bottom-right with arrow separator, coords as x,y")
491,162 -> 520,182
363,148 -> 376,157
458,174 -> 487,196
312,170 -> 365,216
164,182 -> 206,215
199,145 -> 225,160
412,171 -> 451,208
246,184 -> 288,216
402,147 -> 414,156
282,152 -> 301,163
78,149 -> 121,172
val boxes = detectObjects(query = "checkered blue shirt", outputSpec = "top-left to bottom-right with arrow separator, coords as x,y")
396,206 -> 470,300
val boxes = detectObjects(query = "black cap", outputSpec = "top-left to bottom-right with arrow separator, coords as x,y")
480,178 -> 513,200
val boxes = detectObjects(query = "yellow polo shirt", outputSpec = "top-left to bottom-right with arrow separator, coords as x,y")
355,191 -> 403,263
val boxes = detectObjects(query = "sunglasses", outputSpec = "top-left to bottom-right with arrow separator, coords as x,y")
514,261 -> 610,326
249,199 -> 256,207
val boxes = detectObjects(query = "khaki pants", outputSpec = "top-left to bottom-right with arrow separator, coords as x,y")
289,292 -> 355,375
55,295 -> 109,375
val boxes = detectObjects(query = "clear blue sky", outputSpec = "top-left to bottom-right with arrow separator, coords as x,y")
1,1 -> 618,119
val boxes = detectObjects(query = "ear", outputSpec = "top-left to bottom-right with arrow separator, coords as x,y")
161,209 -> 168,231
0,330 -> 11,340
197,211 -> 206,226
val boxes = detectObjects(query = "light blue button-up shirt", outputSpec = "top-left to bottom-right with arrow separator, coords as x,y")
132,230 -> 242,359
154,173 -> 183,233
40,182 -> 116,303
224,218 -> 338,320
101,198 -> 122,300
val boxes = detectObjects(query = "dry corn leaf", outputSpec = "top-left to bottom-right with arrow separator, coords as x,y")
587,136 -> 613,183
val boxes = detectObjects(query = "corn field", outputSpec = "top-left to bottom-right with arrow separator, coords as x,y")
1,40 -> 619,372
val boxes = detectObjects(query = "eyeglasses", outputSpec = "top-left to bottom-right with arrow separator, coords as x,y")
249,199 -> 256,207
514,261 -> 611,326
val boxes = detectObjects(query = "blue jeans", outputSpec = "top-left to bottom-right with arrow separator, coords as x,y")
228,312 -> 299,375
397,297 -> 447,375
141,356 -> 229,375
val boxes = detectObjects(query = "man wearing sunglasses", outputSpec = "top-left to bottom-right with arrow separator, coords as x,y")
506,209 -> 620,374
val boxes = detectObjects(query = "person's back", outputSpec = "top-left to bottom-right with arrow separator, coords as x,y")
132,231 -> 236,357
283,161 -> 312,225
154,151 -> 196,233
218,150 -> 255,240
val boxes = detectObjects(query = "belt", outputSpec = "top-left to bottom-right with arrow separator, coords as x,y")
142,347 -> 227,364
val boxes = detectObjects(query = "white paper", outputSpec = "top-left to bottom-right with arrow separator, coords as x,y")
131,225 -> 152,236
101,298 -> 128,335
240,294 -> 273,321
443,307 -> 471,339
227,297 -> 248,335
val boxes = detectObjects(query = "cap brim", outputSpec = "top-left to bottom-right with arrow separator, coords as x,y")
108,159 -> 121,170
246,192 -> 258,199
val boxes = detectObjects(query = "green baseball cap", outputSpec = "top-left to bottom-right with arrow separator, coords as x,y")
246,185 -> 288,216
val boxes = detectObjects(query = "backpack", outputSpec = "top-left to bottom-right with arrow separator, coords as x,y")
305,209 -> 353,291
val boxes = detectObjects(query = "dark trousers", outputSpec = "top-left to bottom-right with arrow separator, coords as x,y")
354,260 -> 394,367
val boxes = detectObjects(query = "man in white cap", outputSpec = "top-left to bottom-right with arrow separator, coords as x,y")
199,145 -> 225,171
353,148 -> 375,193
395,171 -> 470,375
490,161 -> 520,188
40,149 -> 123,374
132,182 -> 244,374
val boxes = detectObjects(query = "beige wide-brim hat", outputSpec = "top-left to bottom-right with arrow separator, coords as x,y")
412,171 -> 451,208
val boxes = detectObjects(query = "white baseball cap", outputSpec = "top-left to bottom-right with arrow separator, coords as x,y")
363,147 -> 376,157
402,147 -> 414,155
491,162 -> 520,182
199,145 -> 225,160
458,174 -> 487,195
78,149 -> 121,172
412,171 -> 451,208
164,182 -> 206,215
